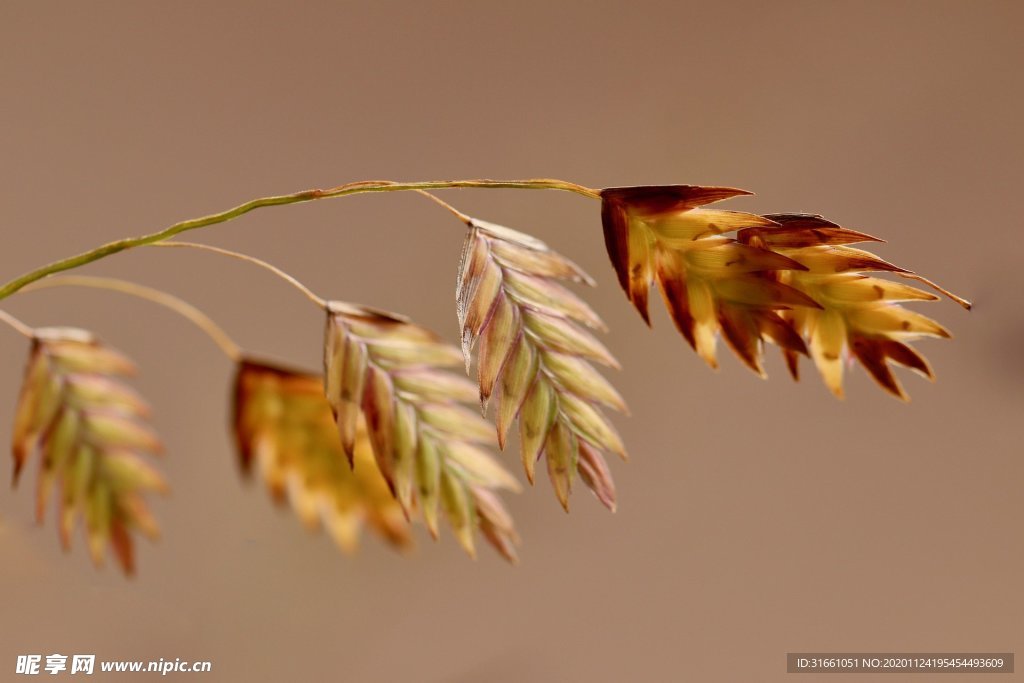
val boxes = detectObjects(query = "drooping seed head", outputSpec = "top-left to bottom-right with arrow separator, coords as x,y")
601,187 -> 967,399
11,328 -> 165,576
456,217 -> 626,512
321,304 -> 521,560
233,359 -> 412,552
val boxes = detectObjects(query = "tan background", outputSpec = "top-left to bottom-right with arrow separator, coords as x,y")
0,2 -> 1021,681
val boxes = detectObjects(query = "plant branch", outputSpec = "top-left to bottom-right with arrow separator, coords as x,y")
414,190 -> 472,225
21,276 -> 243,361
0,309 -> 34,338
151,242 -> 328,309
0,179 -> 599,301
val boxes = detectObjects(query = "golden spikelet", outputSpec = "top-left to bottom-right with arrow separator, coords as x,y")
232,359 -> 412,553
457,218 -> 624,512
11,327 -> 166,575
323,303 -> 521,561
601,185 -> 819,376
601,186 -> 967,399
738,214 -> 969,400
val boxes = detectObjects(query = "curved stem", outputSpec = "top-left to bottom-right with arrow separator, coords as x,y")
0,309 -> 34,338
150,242 -> 327,309
414,190 -> 472,225
0,178 -> 599,300
328,178 -> 599,199
20,276 -> 243,361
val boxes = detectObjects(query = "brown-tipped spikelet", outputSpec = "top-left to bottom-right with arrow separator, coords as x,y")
323,304 -> 520,561
232,359 -> 411,553
601,185 -> 818,376
738,214 -> 968,400
601,187 -> 966,399
11,327 -> 166,575
457,217 -> 624,512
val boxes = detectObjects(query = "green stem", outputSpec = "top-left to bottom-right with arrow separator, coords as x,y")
0,178 -> 599,301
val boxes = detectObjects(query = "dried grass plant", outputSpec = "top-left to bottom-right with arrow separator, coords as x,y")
0,179 -> 968,575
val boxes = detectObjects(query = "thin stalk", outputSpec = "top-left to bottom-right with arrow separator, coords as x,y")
150,242 -> 327,309
0,309 -> 34,338
414,190 -> 472,225
21,276 -> 243,361
0,178 -> 599,300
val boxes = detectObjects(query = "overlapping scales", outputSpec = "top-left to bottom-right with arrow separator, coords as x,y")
739,214 -> 968,400
12,327 -> 166,575
601,185 -> 818,376
323,303 -> 520,560
456,218 -> 624,511
233,359 -> 412,553
601,186 -> 967,399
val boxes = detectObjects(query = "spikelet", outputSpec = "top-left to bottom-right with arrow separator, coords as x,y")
323,303 -> 520,561
738,214 -> 969,400
457,217 -> 624,512
232,359 -> 411,552
11,327 -> 166,575
601,185 -> 821,376
601,184 -> 966,399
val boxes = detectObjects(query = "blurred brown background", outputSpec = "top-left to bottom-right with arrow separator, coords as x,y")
1,2 -> 1021,681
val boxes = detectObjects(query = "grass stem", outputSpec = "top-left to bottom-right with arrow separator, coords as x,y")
151,242 -> 328,309
0,178 -> 599,300
0,309 -> 34,338
21,276 -> 244,361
